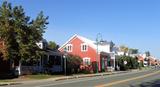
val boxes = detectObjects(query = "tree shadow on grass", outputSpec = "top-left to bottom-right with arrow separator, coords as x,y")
130,79 -> 160,87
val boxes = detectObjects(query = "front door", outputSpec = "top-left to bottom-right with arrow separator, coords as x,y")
101,57 -> 108,72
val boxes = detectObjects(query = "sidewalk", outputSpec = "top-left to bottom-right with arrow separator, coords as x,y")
0,69 -> 145,86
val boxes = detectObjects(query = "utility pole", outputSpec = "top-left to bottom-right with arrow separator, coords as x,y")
96,33 -> 103,73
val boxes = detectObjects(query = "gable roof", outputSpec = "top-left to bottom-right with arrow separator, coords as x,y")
58,34 -> 95,50
58,34 -> 78,50
58,34 -> 111,53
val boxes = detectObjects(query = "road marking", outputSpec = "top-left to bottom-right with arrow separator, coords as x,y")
95,70 -> 160,87
33,69 -> 153,87
34,76 -> 104,87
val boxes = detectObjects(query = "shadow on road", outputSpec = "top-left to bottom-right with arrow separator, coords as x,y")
130,79 -> 160,87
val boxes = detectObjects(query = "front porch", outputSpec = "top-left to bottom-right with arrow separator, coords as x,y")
20,50 -> 64,75
100,52 -> 115,72
41,50 -> 64,73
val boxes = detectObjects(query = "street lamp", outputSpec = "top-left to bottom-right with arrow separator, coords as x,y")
63,47 -> 67,75
96,33 -> 103,73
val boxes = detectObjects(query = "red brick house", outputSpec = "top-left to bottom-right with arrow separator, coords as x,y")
58,34 -> 115,72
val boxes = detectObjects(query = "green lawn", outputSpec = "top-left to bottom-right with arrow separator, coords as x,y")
0,80 -> 15,83
0,74 -> 63,83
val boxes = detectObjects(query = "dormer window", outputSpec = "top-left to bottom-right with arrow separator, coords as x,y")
81,43 -> 88,52
66,44 -> 73,52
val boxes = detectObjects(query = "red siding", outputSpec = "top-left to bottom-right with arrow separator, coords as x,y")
59,37 -> 101,71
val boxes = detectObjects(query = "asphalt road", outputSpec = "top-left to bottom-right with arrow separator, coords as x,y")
4,68 -> 160,87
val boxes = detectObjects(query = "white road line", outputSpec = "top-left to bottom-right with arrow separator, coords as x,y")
34,69 -> 154,87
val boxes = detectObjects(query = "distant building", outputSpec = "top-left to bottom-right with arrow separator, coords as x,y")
148,56 -> 157,66
113,46 -> 129,56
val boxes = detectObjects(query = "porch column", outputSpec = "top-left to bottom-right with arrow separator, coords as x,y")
113,59 -> 115,69
39,55 -> 43,72
61,55 -> 63,68
47,54 -> 49,62
18,60 -> 22,75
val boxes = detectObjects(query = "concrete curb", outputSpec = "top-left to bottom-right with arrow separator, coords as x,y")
20,71 -> 130,83
0,82 -> 22,86
0,71 -> 126,86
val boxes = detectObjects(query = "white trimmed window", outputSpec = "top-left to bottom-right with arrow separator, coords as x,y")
66,44 -> 73,52
83,57 -> 91,65
81,43 -> 88,52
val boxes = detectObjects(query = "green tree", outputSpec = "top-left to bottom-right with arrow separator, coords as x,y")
117,55 -> 139,71
0,1 -> 48,66
48,41 -> 59,50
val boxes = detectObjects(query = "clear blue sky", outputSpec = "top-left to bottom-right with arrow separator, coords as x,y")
1,0 -> 160,58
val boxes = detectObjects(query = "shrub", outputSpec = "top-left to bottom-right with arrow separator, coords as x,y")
66,54 -> 83,74
116,55 -> 139,71
80,65 -> 93,74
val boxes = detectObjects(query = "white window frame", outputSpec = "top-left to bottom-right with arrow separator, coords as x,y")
36,43 -> 43,49
66,44 -> 73,52
81,43 -> 88,52
83,57 -> 91,65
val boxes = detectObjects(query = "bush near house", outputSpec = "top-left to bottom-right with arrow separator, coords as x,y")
80,65 -> 93,74
116,56 -> 140,71
66,54 -> 83,75
139,61 -> 144,68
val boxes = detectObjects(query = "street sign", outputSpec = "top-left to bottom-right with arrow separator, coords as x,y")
124,61 -> 127,65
